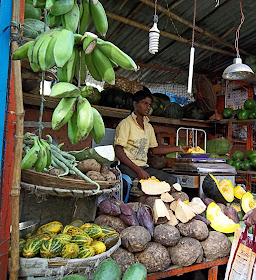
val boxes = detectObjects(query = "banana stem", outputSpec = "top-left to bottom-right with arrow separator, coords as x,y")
52,150 -> 100,193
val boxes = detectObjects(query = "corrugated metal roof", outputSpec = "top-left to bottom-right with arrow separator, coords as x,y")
96,0 -> 256,85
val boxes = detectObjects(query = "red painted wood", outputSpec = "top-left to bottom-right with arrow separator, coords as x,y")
208,266 -> 218,280
0,1 -> 25,279
147,257 -> 228,280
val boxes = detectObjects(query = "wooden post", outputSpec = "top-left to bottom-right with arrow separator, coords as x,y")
9,0 -> 25,279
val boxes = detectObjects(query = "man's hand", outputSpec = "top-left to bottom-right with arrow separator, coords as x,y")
243,208 -> 256,226
181,146 -> 191,153
136,167 -> 150,180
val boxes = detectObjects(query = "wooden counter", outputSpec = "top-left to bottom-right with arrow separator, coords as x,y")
147,257 -> 229,280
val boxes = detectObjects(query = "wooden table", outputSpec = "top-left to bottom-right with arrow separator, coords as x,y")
147,257 -> 229,280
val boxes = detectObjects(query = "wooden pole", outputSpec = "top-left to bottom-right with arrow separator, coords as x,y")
9,0 -> 25,279
136,62 -> 180,73
140,0 -> 250,56
106,11 -> 235,57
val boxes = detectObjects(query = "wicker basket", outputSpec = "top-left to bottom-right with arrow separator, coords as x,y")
107,75 -> 143,93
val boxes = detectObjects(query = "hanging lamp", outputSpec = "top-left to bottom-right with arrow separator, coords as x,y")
149,0 -> 160,54
222,0 -> 254,81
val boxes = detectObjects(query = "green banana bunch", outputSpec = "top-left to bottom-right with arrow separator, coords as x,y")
91,47 -> 115,84
76,96 -> 93,139
90,107 -> 105,144
89,0 -> 108,37
97,38 -> 138,71
38,35 -> 53,71
84,52 -> 102,81
50,0 -> 74,16
54,29 -> 75,68
50,82 -> 80,98
34,138 -> 48,172
82,31 -> 97,54
62,1 -> 80,33
52,97 -> 77,130
12,41 -> 34,60
79,0 -> 91,35
40,139 -> 52,168
68,108 -> 82,145
21,137 -> 40,170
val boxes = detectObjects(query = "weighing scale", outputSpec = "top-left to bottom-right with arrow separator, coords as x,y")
163,127 -> 236,198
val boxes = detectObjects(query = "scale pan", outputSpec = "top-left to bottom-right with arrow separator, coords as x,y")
180,153 -> 210,159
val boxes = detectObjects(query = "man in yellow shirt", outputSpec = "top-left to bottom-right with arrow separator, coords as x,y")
114,90 -> 190,186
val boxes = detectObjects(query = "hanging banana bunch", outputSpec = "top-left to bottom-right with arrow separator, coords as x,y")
12,0 -> 139,145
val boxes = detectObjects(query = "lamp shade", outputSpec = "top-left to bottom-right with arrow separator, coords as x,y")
222,57 -> 254,81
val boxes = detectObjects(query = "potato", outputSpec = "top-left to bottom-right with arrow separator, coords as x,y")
102,171 -> 116,181
135,242 -> 171,273
168,237 -> 204,267
171,191 -> 189,202
77,159 -> 101,173
153,224 -> 180,246
200,231 -> 231,261
94,214 -> 127,233
120,226 -> 151,252
100,165 -> 110,174
86,171 -> 105,181
177,219 -> 209,241
111,247 -> 135,274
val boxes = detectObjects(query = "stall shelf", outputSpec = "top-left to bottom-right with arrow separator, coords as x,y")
147,257 -> 229,280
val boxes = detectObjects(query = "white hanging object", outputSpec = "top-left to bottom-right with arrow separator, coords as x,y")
187,47 -> 195,94
149,15 -> 160,54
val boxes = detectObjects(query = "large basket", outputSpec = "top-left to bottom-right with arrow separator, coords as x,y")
16,238 -> 121,279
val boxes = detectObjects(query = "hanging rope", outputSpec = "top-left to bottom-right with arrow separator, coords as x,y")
191,0 -> 197,48
235,0 -> 244,57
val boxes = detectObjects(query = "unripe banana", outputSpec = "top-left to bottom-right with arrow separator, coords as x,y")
50,0 -> 74,16
12,41 -> 34,60
82,32 -> 97,54
45,0 -> 56,10
33,0 -> 46,8
21,137 -> 40,170
38,35 -> 52,71
80,85 -> 94,97
52,97 -> 77,130
50,82 -> 80,98
40,139 -> 52,168
64,1 -> 80,33
79,0 -> 90,35
91,47 -> 115,84
34,139 -> 48,172
44,29 -> 61,69
97,38 -> 138,71
90,107 -> 105,144
84,53 -> 102,81
76,96 -> 93,139
54,29 -> 75,68
89,0 -> 108,37
68,108 -> 82,145
46,12 -> 62,28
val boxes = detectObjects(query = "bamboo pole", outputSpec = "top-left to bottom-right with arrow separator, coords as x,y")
140,0 -> 250,56
106,11 -> 235,57
9,0 -> 25,279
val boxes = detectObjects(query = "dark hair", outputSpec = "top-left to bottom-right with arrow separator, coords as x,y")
132,90 -> 153,103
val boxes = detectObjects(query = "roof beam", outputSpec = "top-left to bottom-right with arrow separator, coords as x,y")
140,0 -> 250,56
106,11 -> 235,57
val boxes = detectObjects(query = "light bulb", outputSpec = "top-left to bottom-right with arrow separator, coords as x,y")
149,16 -> 160,55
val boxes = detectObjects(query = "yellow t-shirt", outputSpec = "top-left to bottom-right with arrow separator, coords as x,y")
114,112 -> 158,166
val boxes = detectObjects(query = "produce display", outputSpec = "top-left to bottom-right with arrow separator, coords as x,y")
222,99 -> 256,120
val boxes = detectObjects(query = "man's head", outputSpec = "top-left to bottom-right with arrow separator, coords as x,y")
132,90 -> 153,117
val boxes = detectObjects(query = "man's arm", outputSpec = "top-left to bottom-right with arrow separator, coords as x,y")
151,145 -> 190,155
114,145 -> 150,179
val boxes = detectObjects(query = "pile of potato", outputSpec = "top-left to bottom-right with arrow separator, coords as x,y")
77,159 -> 117,181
